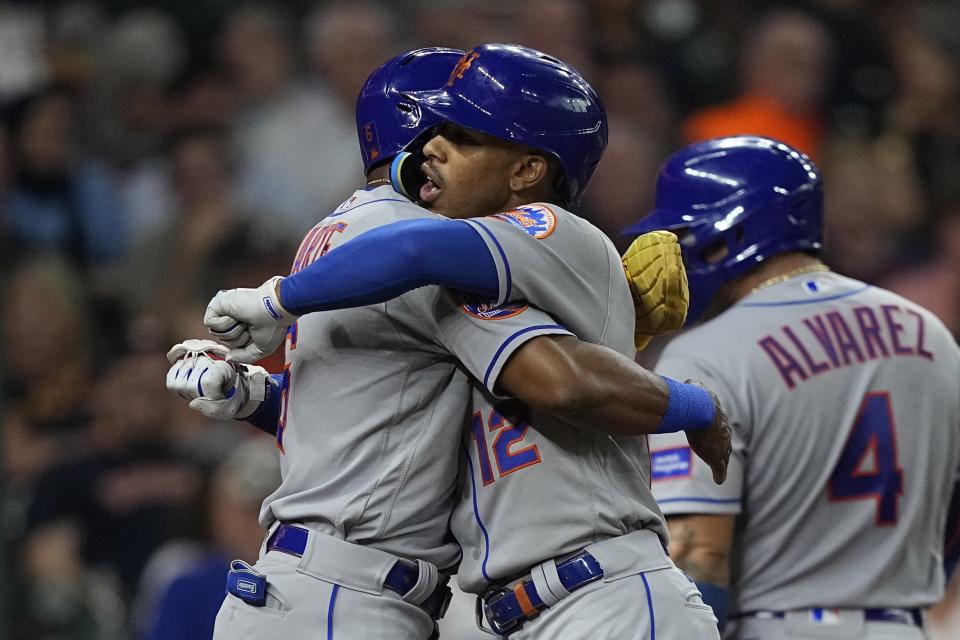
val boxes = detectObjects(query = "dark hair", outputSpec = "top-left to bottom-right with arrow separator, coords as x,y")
543,154 -> 571,208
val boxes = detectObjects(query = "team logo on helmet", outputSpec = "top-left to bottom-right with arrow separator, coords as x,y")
491,204 -> 557,240
460,294 -> 528,320
447,50 -> 479,86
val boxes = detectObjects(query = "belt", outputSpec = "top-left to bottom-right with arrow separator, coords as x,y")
265,523 -> 452,619
480,551 -> 604,636
737,608 -> 923,627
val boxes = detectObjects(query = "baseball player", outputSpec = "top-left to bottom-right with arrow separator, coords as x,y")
624,136 -> 960,639
205,45 -> 728,639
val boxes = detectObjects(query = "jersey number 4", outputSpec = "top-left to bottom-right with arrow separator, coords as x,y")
470,409 -> 541,485
827,391 -> 904,525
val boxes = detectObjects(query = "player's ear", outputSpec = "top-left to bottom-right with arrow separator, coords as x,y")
509,154 -> 550,193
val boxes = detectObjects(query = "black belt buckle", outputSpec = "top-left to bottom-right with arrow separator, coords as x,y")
479,586 -> 525,636
436,584 -> 453,620
421,580 -> 454,620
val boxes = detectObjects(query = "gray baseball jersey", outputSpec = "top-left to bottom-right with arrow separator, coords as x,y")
450,202 -> 671,593
650,271 -> 960,612
261,187 -> 571,570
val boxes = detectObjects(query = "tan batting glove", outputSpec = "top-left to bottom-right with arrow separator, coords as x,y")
621,230 -> 689,351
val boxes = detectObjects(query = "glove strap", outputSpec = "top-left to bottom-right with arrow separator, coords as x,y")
234,365 -> 271,419
261,276 -> 297,324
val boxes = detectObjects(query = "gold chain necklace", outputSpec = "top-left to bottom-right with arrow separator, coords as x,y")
366,178 -> 391,187
750,264 -> 831,295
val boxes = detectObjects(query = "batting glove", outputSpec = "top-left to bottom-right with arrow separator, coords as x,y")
621,231 -> 689,351
204,276 -> 298,363
165,339 -> 271,420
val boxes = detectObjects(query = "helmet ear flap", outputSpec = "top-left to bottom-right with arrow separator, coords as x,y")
355,47 -> 466,173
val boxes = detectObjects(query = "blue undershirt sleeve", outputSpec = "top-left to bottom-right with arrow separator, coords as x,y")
946,476 -> 960,580
242,374 -> 283,436
279,218 -> 500,315
695,581 -> 730,632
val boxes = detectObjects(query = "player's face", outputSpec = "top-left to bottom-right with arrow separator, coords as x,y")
418,123 -> 526,219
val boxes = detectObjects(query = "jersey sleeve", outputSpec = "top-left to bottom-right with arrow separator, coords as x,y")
390,289 -> 573,397
650,356 -> 748,516
462,205 -> 617,339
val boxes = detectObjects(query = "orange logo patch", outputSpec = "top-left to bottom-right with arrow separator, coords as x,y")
491,204 -> 558,240
460,296 -> 528,320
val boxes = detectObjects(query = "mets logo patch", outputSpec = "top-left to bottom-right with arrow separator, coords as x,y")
460,295 -> 528,320
650,447 -> 692,481
491,204 -> 557,240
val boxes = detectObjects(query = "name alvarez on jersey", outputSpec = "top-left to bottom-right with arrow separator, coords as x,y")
757,303 -> 934,390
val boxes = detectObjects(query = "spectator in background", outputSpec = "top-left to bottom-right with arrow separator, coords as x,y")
1,86 -> 126,270
91,10 -> 189,246
819,135 -> 927,283
124,126 -> 242,318
407,0 -> 506,51
589,0 -> 643,62
89,10 -> 185,166
223,4 -> 360,245
23,353 -> 203,618
513,0 -> 593,79
886,1 -> 960,223
2,257 -> 94,443
15,517 -> 127,640
0,123 -> 12,256
682,8 -> 831,158
1,258 -> 98,625
582,117 -> 668,250
882,206 -> 960,338
122,125 -> 291,369
42,2 -> 104,101
140,436 -> 281,640
584,59 -> 677,247
304,0 -> 398,113
599,61 -> 676,137
0,2 -> 48,101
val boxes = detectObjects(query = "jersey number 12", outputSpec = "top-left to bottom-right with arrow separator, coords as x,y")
827,391 -> 903,525
470,409 -> 541,485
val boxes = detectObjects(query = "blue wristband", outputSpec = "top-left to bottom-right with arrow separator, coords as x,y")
658,377 -> 716,433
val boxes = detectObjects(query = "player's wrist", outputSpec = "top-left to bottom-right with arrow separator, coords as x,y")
657,377 -> 716,433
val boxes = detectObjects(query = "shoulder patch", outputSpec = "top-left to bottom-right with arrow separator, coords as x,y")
650,446 -> 692,481
491,204 -> 557,240
460,294 -> 528,320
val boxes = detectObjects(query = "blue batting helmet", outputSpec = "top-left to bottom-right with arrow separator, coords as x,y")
622,136 -> 823,324
410,44 -> 608,204
356,47 -> 465,173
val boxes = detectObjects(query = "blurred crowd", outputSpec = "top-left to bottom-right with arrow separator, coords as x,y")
0,0 -> 958,638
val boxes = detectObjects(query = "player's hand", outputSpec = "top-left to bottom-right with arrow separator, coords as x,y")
165,339 -> 270,420
683,379 -> 732,485
203,276 -> 298,363
621,231 -> 689,351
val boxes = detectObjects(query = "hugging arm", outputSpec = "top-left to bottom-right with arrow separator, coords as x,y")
279,218 -> 500,314
497,335 -> 732,484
